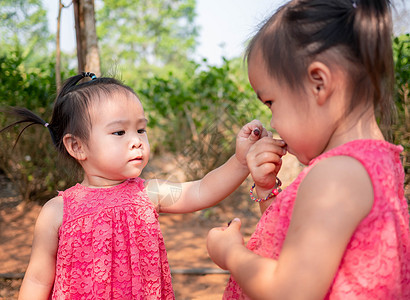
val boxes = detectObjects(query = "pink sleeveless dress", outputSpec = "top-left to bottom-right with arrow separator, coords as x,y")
52,177 -> 174,299
224,140 -> 410,299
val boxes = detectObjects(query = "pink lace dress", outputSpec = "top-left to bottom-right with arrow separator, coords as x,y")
52,177 -> 174,299
224,140 -> 410,299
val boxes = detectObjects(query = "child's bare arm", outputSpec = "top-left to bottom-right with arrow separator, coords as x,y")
18,196 -> 62,300
147,120 -> 268,213
147,154 -> 248,213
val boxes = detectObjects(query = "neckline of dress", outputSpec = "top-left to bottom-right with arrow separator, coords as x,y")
75,178 -> 133,192
308,139 -> 401,166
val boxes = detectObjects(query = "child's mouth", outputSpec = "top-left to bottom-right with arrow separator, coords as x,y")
130,156 -> 143,162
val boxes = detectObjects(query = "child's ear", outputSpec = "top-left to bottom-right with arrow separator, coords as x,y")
307,61 -> 333,106
63,134 -> 87,161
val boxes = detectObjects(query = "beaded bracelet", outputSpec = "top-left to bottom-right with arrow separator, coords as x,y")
249,177 -> 282,202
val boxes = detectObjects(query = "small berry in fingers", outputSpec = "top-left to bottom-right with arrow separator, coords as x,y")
253,128 -> 260,136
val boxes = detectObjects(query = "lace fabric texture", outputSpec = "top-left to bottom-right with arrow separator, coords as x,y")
52,178 -> 174,299
224,140 -> 410,299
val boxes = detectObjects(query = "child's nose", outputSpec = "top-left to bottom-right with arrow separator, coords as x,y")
131,135 -> 143,149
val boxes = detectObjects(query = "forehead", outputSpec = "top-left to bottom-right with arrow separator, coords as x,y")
89,91 -> 145,119
247,49 -> 272,88
248,47 -> 269,75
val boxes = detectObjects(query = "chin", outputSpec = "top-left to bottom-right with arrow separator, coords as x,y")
294,153 -> 310,166
132,170 -> 143,178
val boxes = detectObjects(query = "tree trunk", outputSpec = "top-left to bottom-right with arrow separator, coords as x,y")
73,0 -> 101,76
56,0 -> 63,90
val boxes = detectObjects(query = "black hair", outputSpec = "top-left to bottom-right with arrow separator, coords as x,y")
1,73 -> 138,164
246,0 -> 395,127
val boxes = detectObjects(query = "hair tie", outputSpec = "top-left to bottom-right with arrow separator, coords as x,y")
82,72 -> 97,81
352,0 -> 357,8
44,122 -> 49,128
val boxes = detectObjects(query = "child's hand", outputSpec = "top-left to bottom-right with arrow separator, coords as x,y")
246,137 -> 286,192
207,218 -> 244,270
235,120 -> 269,167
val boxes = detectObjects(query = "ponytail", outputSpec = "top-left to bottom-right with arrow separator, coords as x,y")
353,0 -> 394,124
0,72 -> 97,149
0,107 -> 57,148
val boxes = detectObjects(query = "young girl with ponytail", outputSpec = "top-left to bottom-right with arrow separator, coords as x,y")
1,72 -> 272,299
207,1 -> 410,298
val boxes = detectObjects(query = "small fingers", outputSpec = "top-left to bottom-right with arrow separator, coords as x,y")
243,120 -> 267,141
259,127 -> 270,138
227,218 -> 241,228
249,137 -> 287,156
247,120 -> 265,142
227,217 -> 241,226
272,138 -> 286,148
248,119 -> 263,128
254,151 -> 283,166
248,127 -> 261,142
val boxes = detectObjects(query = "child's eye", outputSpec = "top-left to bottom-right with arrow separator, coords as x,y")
113,130 -> 125,136
264,101 -> 273,108
137,129 -> 147,134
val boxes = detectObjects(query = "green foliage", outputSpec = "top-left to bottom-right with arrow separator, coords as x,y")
0,49 -> 54,109
0,0 -> 51,60
392,34 -> 410,186
139,57 -> 270,179
0,49 -> 78,202
97,0 -> 198,84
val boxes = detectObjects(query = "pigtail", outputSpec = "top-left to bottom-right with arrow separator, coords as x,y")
352,0 -> 394,125
0,72 -> 94,150
0,107 -> 56,149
